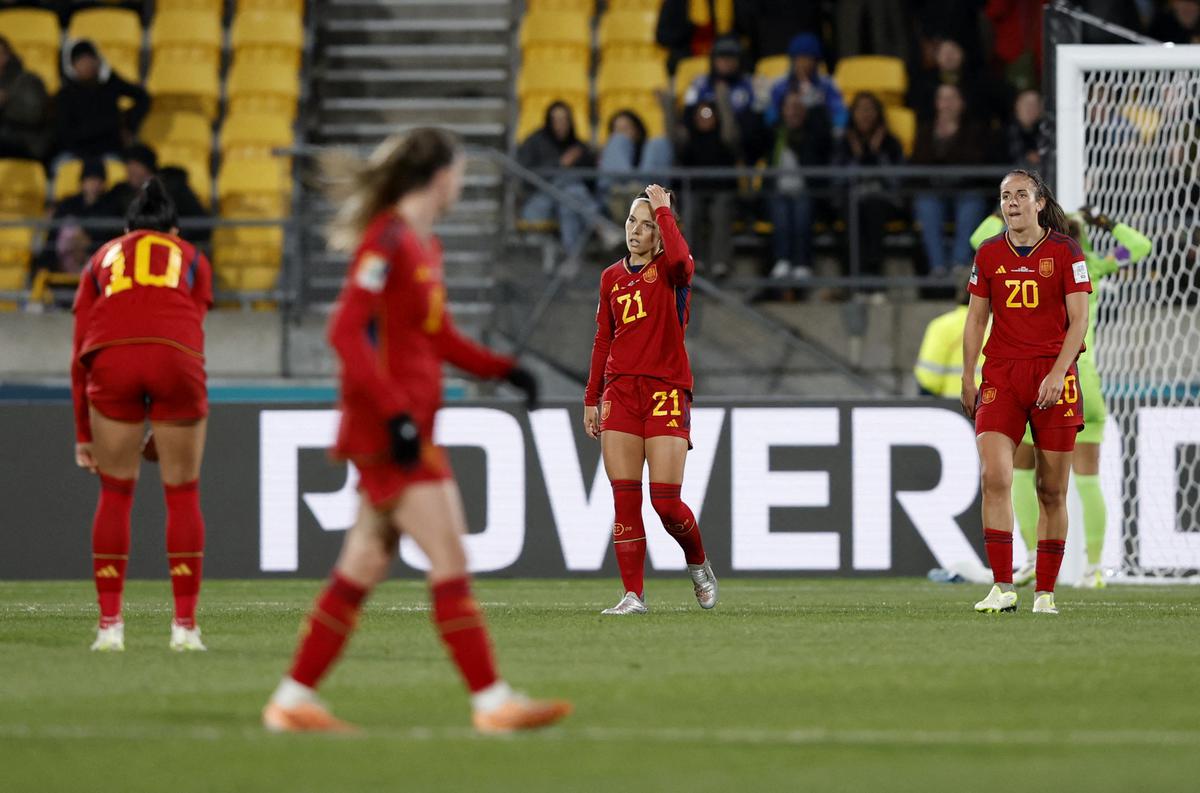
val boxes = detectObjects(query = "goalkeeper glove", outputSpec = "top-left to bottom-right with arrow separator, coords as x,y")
505,366 -> 540,411
387,413 -> 421,467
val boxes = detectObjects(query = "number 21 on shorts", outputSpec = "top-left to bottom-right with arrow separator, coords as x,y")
651,389 -> 682,416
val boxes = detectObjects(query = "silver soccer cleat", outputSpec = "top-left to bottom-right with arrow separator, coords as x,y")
91,622 -> 125,652
974,585 -> 1018,613
169,623 -> 207,652
601,591 -> 647,615
1032,593 -> 1059,614
688,560 -> 718,610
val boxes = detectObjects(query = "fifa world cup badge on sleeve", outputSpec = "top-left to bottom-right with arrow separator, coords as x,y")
969,264 -> 978,285
1039,258 -> 1054,277
1072,260 -> 1089,283
355,253 -> 388,292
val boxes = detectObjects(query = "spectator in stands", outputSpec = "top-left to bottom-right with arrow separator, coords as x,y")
53,221 -> 91,276
733,0 -> 825,65
1006,89 -> 1042,169
673,99 -> 739,278
40,158 -> 123,269
597,108 -> 674,220
910,83 -> 993,277
765,33 -> 847,131
0,35 -> 50,160
516,100 -> 596,254
55,39 -> 150,160
656,0 -> 734,73
911,0 -> 985,62
1149,0 -> 1200,43
836,0 -> 909,60
108,144 -> 211,243
766,90 -> 832,283
682,35 -> 766,160
834,92 -> 906,285
907,38 -> 996,126
984,0 -> 1044,92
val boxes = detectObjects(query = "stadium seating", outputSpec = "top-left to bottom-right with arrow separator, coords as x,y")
157,146 -> 214,207
833,55 -> 907,107
150,10 -> 223,71
0,8 -> 61,93
226,61 -> 301,122
230,10 -> 305,69
516,95 -> 591,145
52,159 -> 129,202
220,113 -> 295,161
516,65 -> 589,137
598,9 -> 664,64
754,54 -> 791,82
212,226 -> 284,291
519,11 -> 590,67
140,111 -> 213,163
236,0 -> 306,12
526,0 -> 594,12
885,105 -> 916,156
218,158 -> 289,218
672,55 -> 709,106
147,60 -> 221,119
0,159 -> 46,293
67,8 -> 143,81
156,0 -> 225,13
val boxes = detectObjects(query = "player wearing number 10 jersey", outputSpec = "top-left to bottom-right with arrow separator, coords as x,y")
963,169 -> 1091,617
584,185 -> 717,615
71,179 -> 212,653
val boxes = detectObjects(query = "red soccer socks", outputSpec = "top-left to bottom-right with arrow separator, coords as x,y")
1035,539 -> 1067,593
289,573 -> 368,688
164,480 -> 204,629
650,482 -> 706,566
431,576 -> 498,693
984,528 -> 1014,585
611,480 -> 646,597
93,474 -> 135,628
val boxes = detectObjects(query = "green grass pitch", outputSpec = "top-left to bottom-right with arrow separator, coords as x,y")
2,578 -> 1199,792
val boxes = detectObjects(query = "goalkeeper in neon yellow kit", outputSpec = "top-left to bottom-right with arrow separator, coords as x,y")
970,207 -> 1152,588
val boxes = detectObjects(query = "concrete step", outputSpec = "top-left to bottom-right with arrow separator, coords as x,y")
323,43 -> 510,68
321,68 -> 508,84
321,18 -> 509,33
320,97 -> 506,114
325,0 -> 512,17
316,121 -> 506,144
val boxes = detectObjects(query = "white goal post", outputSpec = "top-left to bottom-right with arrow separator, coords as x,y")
1056,44 -> 1200,581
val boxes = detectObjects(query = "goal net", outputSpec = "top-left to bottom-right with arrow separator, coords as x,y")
1057,45 -> 1200,580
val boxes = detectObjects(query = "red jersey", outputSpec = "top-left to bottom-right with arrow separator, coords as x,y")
329,211 -> 514,462
968,229 -> 1091,360
585,206 -> 694,405
71,230 -> 212,437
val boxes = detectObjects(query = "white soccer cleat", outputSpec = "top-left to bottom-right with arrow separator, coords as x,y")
601,591 -> 647,615
1013,561 -> 1036,587
169,622 -> 207,652
1032,593 -> 1059,614
974,585 -> 1018,613
688,560 -> 719,610
1077,564 -> 1106,589
91,622 -> 125,652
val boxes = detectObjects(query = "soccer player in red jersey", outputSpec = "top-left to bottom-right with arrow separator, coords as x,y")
583,184 -> 718,615
962,170 -> 1092,616
71,179 -> 212,652
262,129 -> 570,734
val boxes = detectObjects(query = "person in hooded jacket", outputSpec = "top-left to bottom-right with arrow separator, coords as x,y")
55,39 -> 149,160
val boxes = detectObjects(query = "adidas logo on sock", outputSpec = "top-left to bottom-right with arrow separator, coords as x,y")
170,563 -> 193,577
95,565 -> 120,579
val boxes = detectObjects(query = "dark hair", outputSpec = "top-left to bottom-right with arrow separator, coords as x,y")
543,100 -> 579,146
608,109 -> 647,145
1003,169 -> 1070,235
634,188 -> 680,225
123,143 -> 158,173
70,39 -> 99,63
322,128 -> 461,251
849,91 -> 887,136
125,177 -> 178,233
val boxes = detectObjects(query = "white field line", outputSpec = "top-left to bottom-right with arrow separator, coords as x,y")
0,722 -> 1198,748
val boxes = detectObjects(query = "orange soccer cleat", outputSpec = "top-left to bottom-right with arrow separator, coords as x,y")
472,696 -> 574,735
262,701 -> 359,734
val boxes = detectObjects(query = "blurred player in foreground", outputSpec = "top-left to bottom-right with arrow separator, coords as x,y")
584,185 -> 718,615
970,207 -> 1151,589
263,129 -> 570,734
962,170 -> 1091,616
72,179 -> 212,652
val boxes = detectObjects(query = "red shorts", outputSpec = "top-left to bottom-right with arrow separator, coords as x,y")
354,443 -> 452,509
975,357 -> 1083,452
86,343 -> 207,424
599,375 -> 692,443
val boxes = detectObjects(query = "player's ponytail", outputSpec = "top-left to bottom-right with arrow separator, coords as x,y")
125,176 -> 178,233
322,127 -> 462,251
1006,168 -> 1070,235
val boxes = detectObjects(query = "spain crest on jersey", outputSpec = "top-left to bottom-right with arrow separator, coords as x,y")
1039,258 -> 1054,277
643,264 -> 658,283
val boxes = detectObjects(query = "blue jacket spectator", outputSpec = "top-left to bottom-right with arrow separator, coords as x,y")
682,35 -> 764,158
766,33 -> 847,130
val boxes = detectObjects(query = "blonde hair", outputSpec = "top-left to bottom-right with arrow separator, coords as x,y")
322,128 -> 461,251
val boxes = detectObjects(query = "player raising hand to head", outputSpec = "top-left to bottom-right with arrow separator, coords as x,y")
584,184 -> 718,615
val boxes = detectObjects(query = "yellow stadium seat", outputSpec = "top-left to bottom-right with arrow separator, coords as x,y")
526,0 -> 594,12
156,0 -> 225,14
0,228 -> 36,280
158,152 -> 213,209
220,113 -> 294,161
53,159 -> 128,202
597,98 -> 665,145
226,61 -> 300,121
150,10 -> 223,71
522,42 -> 589,69
834,55 -> 907,107
607,0 -> 662,10
230,10 -> 305,69
236,0 -> 306,12
0,9 -> 61,93
519,11 -> 589,64
68,8 -> 142,80
0,159 -> 47,216
516,64 -> 588,104
755,54 -> 791,82
213,226 -> 283,290
139,110 -> 213,162
598,10 -> 664,63
884,105 -> 916,156
147,60 -> 221,119
672,55 -> 709,106
218,159 -> 289,217
598,58 -> 669,97
516,97 -> 591,144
